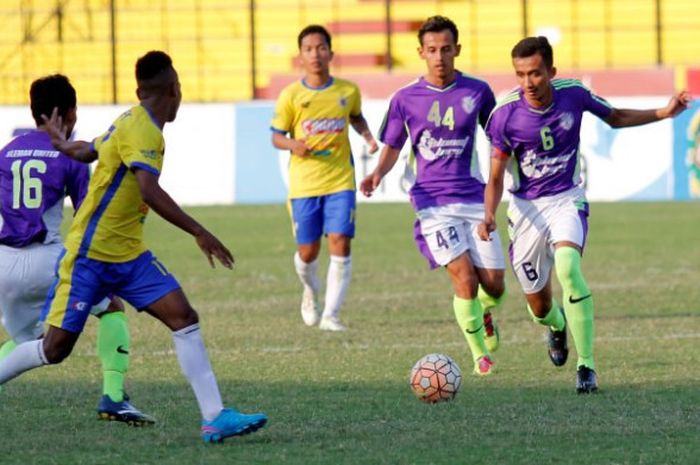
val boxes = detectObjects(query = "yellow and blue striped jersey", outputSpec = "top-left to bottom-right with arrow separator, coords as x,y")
64,105 -> 164,262
271,77 -> 362,199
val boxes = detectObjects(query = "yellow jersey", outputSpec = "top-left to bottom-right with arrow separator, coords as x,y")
64,105 -> 164,262
271,77 -> 362,199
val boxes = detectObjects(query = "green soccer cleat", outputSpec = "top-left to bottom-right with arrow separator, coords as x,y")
473,355 -> 495,376
97,395 -> 155,426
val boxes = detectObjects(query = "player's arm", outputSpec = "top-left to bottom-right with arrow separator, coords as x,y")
271,131 -> 312,158
349,113 -> 379,154
605,90 -> 691,128
133,168 -> 233,269
359,144 -> 401,197
41,107 -> 97,163
478,147 -> 509,241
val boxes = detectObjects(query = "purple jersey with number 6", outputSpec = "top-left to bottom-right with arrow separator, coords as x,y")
379,72 -> 496,210
486,79 -> 613,200
0,130 -> 89,247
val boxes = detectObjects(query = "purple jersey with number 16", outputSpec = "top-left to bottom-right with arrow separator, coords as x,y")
378,71 -> 496,211
0,130 -> 89,248
486,79 -> 613,200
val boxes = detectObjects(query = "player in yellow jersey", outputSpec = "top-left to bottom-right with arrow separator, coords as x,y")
0,51 -> 267,443
271,25 -> 378,331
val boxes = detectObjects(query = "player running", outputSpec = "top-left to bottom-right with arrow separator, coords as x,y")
0,74 -> 153,425
360,16 -> 506,376
479,36 -> 690,392
271,24 -> 378,331
0,52 -> 267,443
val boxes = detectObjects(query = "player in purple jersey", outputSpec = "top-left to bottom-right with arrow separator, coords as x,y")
0,74 -> 153,423
479,36 -> 690,393
361,16 -> 506,376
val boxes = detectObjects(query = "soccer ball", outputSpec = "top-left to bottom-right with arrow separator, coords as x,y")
409,353 -> 462,403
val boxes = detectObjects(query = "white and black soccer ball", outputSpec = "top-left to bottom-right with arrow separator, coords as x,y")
409,353 -> 462,403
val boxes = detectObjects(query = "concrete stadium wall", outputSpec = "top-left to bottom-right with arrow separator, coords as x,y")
1,98 -> 697,205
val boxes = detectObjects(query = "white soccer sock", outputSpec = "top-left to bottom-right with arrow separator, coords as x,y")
0,339 -> 48,385
322,255 -> 352,319
172,324 -> 224,422
294,252 -> 320,293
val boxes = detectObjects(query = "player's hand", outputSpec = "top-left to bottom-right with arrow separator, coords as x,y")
366,138 -> 379,155
195,229 -> 234,269
477,216 -> 497,241
40,107 -> 68,148
661,90 -> 692,118
359,172 -> 382,197
291,139 -> 312,158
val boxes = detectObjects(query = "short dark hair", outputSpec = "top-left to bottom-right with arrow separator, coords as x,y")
135,50 -> 173,82
511,36 -> 554,68
297,24 -> 332,50
418,16 -> 459,45
29,74 -> 76,127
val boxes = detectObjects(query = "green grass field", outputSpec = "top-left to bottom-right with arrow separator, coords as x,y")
0,202 -> 698,465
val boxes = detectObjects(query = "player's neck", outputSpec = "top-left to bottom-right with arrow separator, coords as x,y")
424,70 -> 457,89
303,72 -> 332,89
140,100 -> 166,129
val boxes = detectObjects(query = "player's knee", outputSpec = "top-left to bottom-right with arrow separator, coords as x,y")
42,339 -> 73,364
168,306 -> 199,331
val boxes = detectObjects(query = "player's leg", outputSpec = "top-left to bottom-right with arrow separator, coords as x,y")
290,197 -> 323,326
122,252 -> 266,442
554,243 -> 597,393
415,206 -> 493,374
91,297 -> 154,425
549,193 -> 597,393
508,199 -> 568,367
319,190 -> 355,331
469,212 -> 507,353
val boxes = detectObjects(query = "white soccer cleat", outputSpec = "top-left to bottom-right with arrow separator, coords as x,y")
300,287 -> 320,326
319,316 -> 347,332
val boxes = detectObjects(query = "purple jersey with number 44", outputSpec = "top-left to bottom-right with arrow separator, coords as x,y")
486,79 -> 613,200
379,72 -> 496,210
0,130 -> 89,247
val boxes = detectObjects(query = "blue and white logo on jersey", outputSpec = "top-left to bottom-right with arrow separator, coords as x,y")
339,97 -> 348,108
559,112 -> 574,131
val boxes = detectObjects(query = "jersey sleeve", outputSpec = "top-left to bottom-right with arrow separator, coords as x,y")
580,85 -> 614,120
118,124 -> 163,176
485,107 -> 512,155
378,94 -> 408,150
478,86 -> 497,130
65,158 -> 90,211
349,84 -> 362,117
270,87 -> 294,134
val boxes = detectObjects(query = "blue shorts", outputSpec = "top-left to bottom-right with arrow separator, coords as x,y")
290,190 -> 356,245
41,250 -> 181,333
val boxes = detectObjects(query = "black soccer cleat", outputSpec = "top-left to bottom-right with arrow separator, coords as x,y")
547,308 -> 569,367
576,365 -> 598,394
97,394 -> 156,426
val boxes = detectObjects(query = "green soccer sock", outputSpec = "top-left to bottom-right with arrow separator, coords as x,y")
527,298 -> 566,332
97,311 -> 129,402
477,285 -> 506,313
453,295 -> 489,362
555,246 -> 594,369
0,339 -> 17,362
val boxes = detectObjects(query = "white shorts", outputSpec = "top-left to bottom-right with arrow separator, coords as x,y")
507,187 -> 589,294
0,243 -> 110,343
415,202 -> 505,270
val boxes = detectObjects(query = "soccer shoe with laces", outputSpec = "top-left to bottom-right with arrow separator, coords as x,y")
201,408 -> 268,443
576,365 -> 598,394
473,355 -> 494,376
319,316 -> 347,332
547,308 -> 569,367
97,395 -> 155,426
483,311 -> 500,353
300,287 -> 320,326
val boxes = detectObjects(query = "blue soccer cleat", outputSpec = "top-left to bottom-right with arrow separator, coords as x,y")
201,408 -> 268,443
97,394 -> 155,426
